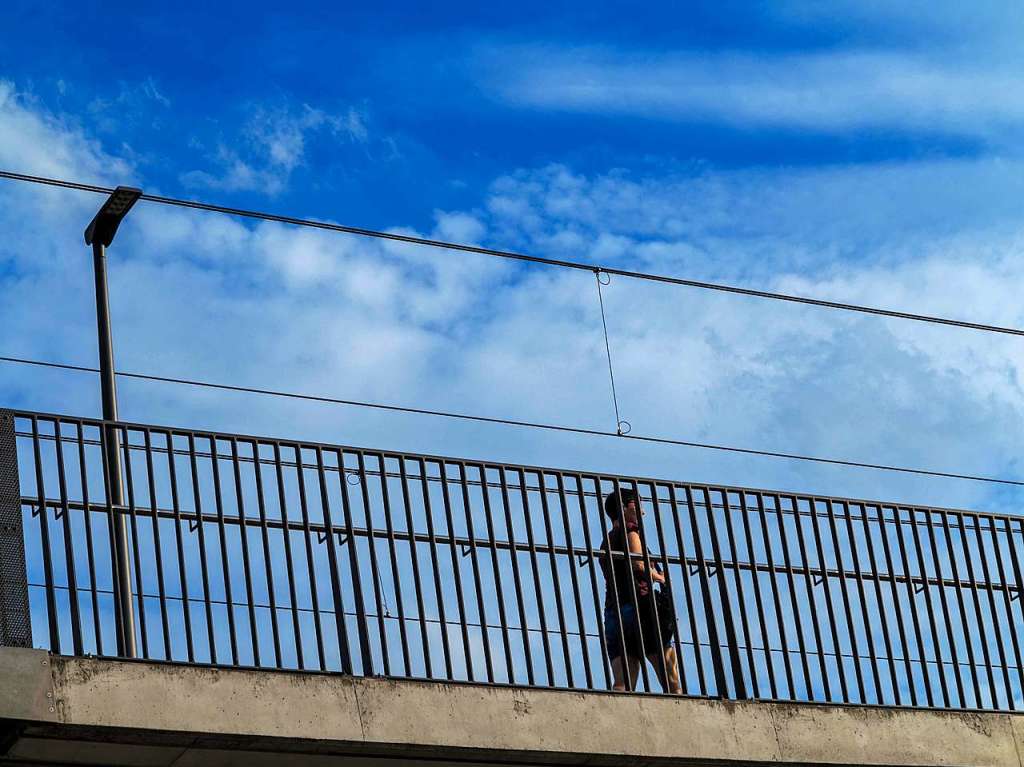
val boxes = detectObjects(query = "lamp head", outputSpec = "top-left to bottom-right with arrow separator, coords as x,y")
84,186 -> 143,246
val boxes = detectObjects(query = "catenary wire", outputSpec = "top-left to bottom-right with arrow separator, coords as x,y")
594,271 -> 626,434
2,168 -> 1024,339
3,353 -> 1022,488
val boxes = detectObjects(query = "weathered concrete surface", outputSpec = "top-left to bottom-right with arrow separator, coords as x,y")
1,647 -> 1022,766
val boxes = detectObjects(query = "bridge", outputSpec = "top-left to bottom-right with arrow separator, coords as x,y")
2,407 -> 1023,765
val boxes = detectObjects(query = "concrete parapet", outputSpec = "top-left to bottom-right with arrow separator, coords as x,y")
1,647 -> 1021,766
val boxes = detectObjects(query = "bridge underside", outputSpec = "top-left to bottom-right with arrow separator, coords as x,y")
2,648 -> 1022,767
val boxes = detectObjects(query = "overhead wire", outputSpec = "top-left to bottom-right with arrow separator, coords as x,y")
2,168 -> 1024,338
3,354 -> 1023,488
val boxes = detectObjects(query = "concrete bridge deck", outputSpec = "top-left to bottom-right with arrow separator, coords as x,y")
1,648 -> 1022,766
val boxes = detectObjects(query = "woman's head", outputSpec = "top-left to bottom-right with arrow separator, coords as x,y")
604,488 -> 639,524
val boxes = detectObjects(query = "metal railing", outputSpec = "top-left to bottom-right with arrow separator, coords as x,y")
2,408 -> 1022,711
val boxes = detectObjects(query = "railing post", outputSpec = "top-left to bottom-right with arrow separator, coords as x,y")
94,243 -> 137,659
0,409 -> 31,648
701,487 -> 748,699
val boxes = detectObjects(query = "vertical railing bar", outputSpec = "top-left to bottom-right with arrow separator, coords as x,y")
479,464 -> 515,684
703,486 -> 746,699
955,510 -> 997,708
416,457 -> 454,680
642,479 -> 684,695
436,461 -> 474,681
803,496 -> 846,702
377,454 -> 412,676
858,502 -> 899,704
52,420 -> 83,656
738,492 -> 777,699
95,417 -> 125,653
228,438 -> 261,665
972,514 -> 1013,709
1000,518 -> 1024,710
162,429 -> 194,663
537,471 -> 574,687
207,437 -> 237,665
186,434 -> 217,662
572,473 -> 611,690
323,447 -> 361,674
598,476 -> 637,692
30,417 -> 60,652
757,492 -> 795,699
119,426 -> 149,659
613,476 -> 651,692
249,439 -> 282,668
272,443 -> 304,670
293,445 -> 326,670
821,499 -> 862,703
397,457 -> 432,678
498,466 -> 534,686
684,484 -> 728,696
75,421 -> 104,654
454,460 -> 493,684
990,516 -> 1024,710
670,483 -> 707,696
517,466 -> 554,686
787,495 -> 830,701
840,501 -> 881,703
907,506 -> 949,708
887,505 -> 930,707
721,491 -> 758,698
141,429 -> 172,660
553,471 -> 591,689
924,509 -> 965,708
633,476 -> 670,693
769,492 -> 810,699
354,450 -> 390,676
940,509 -> 983,708
457,461 -> 495,684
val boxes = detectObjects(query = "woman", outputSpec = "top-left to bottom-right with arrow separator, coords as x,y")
600,488 -> 680,693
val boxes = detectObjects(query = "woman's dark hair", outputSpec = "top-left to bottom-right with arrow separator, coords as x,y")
604,488 -> 639,522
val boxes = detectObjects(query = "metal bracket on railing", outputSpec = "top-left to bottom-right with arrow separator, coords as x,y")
1011,589 -> 1021,602
189,519 -> 200,533
691,564 -> 718,578
318,531 -> 349,546
460,544 -> 471,558
28,504 -> 40,518
915,583 -> 927,594
813,574 -> 825,587
577,553 -> 592,568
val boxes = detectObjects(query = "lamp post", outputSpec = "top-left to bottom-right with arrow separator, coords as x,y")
84,186 -> 142,657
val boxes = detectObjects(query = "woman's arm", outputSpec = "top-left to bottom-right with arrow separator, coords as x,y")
627,531 -> 666,583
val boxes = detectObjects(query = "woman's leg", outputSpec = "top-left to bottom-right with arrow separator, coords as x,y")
646,646 -> 681,694
611,655 -> 641,691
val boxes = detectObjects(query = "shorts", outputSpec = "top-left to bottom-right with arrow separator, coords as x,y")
604,604 -> 670,660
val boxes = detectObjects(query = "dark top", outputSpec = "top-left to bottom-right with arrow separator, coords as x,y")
600,520 -> 651,611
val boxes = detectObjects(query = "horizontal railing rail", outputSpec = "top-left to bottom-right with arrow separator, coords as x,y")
3,408 -> 1023,712
22,496 -> 1022,597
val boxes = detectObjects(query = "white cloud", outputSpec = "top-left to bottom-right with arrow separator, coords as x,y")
477,45 -> 1024,139
181,103 -> 371,195
3,84 -> 1024,521
0,80 -> 135,189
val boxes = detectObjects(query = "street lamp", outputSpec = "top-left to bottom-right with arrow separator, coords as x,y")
84,185 -> 142,658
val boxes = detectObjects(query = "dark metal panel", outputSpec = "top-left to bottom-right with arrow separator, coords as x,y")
0,410 -> 31,647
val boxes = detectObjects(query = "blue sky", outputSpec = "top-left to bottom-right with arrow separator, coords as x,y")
2,1 -> 1024,514
5,1 -> 1011,226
